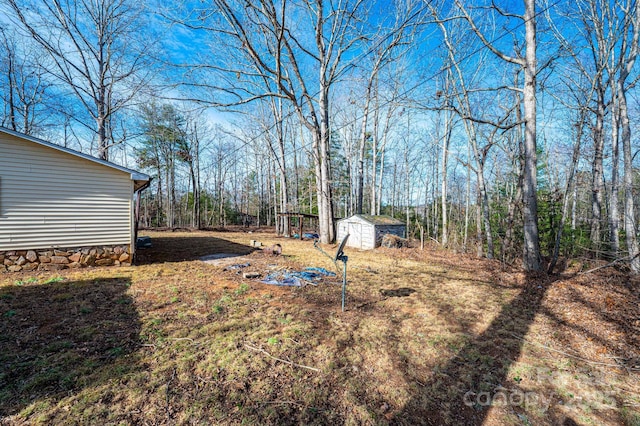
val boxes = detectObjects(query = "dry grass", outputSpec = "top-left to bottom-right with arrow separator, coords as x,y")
0,229 -> 638,425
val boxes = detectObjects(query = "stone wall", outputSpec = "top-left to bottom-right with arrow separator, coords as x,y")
0,245 -> 131,273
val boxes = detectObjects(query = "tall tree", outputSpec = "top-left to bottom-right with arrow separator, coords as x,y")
354,5 -> 421,215
181,114 -> 209,229
612,0 -> 640,272
0,28 -> 52,134
577,0 -> 613,256
5,0 -> 152,160
456,0 -> 542,271
169,0 -> 426,243
136,102 -> 186,228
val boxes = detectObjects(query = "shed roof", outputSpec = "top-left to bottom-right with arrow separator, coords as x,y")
0,126 -> 150,190
343,214 -> 405,226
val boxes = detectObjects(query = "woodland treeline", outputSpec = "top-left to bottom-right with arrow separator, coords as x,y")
1,0 -> 640,273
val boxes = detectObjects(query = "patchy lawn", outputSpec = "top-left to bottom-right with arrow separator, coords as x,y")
0,230 -> 638,425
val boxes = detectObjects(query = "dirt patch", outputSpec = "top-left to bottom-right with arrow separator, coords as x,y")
379,287 -> 416,297
200,253 -> 254,267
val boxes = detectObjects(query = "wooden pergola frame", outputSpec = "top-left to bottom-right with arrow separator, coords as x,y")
276,212 -> 319,238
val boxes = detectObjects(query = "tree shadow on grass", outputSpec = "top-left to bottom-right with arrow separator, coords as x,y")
0,277 -> 140,419
392,273 -> 553,425
136,235 -> 255,264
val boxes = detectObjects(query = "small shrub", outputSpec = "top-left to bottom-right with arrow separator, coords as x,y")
235,283 -> 250,296
267,337 -> 279,345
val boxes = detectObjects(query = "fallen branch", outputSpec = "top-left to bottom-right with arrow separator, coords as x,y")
244,343 -> 320,372
251,400 -> 327,413
139,343 -> 156,350
255,400 -> 303,407
168,337 -> 196,343
579,252 -> 640,275
509,333 -> 628,370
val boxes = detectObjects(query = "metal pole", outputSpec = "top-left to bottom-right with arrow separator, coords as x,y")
341,256 -> 348,312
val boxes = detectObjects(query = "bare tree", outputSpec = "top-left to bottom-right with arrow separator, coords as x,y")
181,114 -> 211,229
433,70 -> 456,248
169,0 -> 362,243
353,5 -> 422,215
560,0 -> 640,270
4,0 -> 152,160
0,28 -> 52,134
432,4 -> 517,259
248,99 -> 292,236
168,0 -> 429,243
456,0 -> 542,271
574,0 -> 613,256
612,0 -> 640,272
547,109 -> 586,273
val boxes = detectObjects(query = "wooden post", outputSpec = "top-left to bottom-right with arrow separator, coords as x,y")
299,215 -> 303,239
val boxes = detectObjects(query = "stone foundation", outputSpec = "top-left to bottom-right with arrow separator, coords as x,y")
0,245 -> 131,273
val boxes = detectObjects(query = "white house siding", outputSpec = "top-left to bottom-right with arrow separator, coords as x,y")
0,132 -> 133,250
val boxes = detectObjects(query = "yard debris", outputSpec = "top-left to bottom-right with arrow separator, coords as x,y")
250,240 -> 262,248
292,232 -> 320,239
243,272 -> 261,279
244,343 -> 320,372
381,234 -> 408,248
261,272 -> 302,287
263,244 -> 282,256
303,267 -> 336,277
261,267 -> 336,287
223,263 -> 250,271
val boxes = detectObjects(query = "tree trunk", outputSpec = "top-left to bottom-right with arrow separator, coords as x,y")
315,83 -> 335,243
618,80 -> 640,272
441,109 -> 453,247
521,0 -> 541,272
356,84 -> 373,215
6,45 -> 17,131
477,159 -> 495,259
377,143 -> 386,215
548,115 -> 584,273
476,191 -> 483,258
188,160 -> 199,228
464,141 -> 471,251
503,173 -> 522,263
609,88 -> 620,255
590,85 -> 606,256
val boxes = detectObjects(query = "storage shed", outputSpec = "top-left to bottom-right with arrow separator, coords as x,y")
0,127 -> 150,271
336,215 -> 406,250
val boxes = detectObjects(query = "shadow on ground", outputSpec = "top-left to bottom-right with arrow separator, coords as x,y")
136,234 -> 255,264
391,273 -> 554,425
0,277 -> 140,418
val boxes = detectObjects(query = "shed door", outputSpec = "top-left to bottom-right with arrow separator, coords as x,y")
348,222 -> 362,249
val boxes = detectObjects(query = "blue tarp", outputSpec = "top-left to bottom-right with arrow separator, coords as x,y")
261,267 -> 336,287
